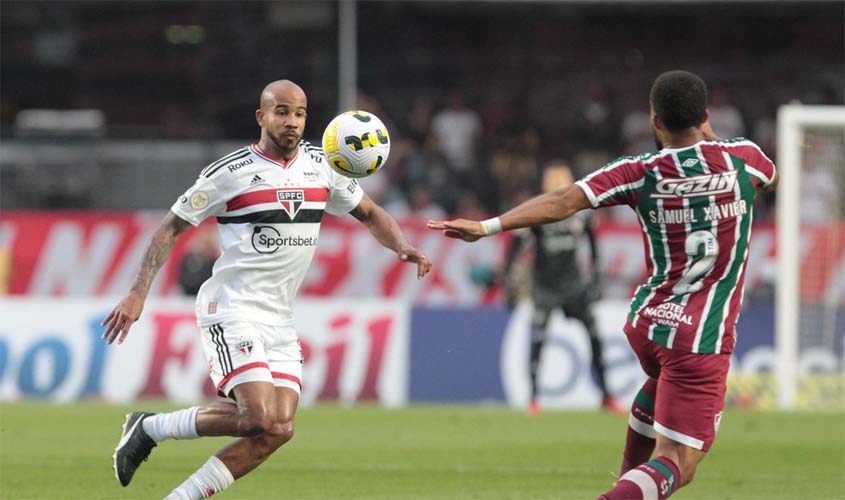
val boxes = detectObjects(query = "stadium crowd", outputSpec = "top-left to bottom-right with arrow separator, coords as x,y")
1,1 -> 842,219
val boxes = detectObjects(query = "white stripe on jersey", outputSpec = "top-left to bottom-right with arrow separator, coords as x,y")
692,151 -> 735,353
633,166 -> 671,332
689,144 -> 718,352
665,152 -> 690,348
575,181 -> 599,207
719,138 -> 775,163
595,177 -> 647,205
224,201 -> 327,218
715,155 -> 751,354
744,165 -> 772,185
579,156 -> 638,184
704,152 -> 743,354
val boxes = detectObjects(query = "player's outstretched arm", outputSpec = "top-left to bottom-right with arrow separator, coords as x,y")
349,194 -> 432,279
427,184 -> 592,242
101,211 -> 193,344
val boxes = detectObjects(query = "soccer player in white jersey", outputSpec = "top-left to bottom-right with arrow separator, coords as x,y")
429,71 -> 777,500
101,80 -> 432,499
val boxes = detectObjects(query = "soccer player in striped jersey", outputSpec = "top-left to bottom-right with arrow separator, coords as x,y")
101,79 -> 431,499
429,70 -> 777,500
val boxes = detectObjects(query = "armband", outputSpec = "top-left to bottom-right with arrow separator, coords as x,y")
480,217 -> 503,236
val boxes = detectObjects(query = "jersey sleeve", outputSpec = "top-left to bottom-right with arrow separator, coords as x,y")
170,175 -> 227,226
325,171 -> 365,216
720,139 -> 777,189
575,156 -> 647,208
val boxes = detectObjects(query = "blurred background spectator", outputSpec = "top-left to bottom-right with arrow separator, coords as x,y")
1,1 -> 842,219
177,226 -> 219,296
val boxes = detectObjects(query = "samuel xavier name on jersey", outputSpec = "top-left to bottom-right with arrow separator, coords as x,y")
646,170 -> 747,225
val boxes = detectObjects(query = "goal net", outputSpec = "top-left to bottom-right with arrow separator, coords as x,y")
776,105 -> 845,410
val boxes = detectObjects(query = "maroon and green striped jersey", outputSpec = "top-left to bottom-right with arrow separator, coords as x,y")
575,138 -> 777,354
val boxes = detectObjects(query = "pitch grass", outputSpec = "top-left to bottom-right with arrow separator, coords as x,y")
1,403 -> 843,499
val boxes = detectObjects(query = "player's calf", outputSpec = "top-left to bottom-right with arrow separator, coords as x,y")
232,405 -> 278,437
653,437 -> 706,489
621,377 -> 658,474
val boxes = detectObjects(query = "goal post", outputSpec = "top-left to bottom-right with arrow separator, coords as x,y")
776,104 -> 845,410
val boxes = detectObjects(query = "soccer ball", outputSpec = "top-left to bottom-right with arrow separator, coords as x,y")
322,110 -> 391,178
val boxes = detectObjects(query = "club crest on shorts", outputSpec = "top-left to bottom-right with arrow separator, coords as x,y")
277,189 -> 304,219
236,337 -> 254,356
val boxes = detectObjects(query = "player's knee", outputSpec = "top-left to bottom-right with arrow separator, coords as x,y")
268,419 -> 295,445
237,407 -> 277,436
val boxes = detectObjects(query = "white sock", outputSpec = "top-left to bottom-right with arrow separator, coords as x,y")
142,407 -> 200,443
164,456 -> 234,500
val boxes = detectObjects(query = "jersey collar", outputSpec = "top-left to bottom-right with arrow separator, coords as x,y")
659,139 -> 708,153
251,142 -> 299,169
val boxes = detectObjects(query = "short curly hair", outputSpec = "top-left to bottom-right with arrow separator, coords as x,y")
650,70 -> 708,132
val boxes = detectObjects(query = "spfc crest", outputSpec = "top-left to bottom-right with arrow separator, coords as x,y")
277,189 -> 304,219
236,337 -> 254,356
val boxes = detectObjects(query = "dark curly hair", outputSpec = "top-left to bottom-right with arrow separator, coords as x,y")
650,70 -> 708,132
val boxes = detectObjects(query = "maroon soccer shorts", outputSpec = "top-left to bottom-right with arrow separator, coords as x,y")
626,331 -> 730,452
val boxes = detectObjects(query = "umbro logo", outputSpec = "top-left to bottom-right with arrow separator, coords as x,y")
250,175 -> 264,185
681,158 -> 699,167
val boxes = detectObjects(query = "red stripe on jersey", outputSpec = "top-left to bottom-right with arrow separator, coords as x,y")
719,141 -> 776,188
719,264 -> 747,353
680,144 -> 743,351
227,187 -> 329,211
652,160 -> 690,298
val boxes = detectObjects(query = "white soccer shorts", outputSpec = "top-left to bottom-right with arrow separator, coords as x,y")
200,320 -> 303,399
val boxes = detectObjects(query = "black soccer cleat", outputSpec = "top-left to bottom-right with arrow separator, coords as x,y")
113,411 -> 157,487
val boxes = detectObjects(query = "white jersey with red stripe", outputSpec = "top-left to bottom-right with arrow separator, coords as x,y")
575,138 -> 776,354
171,141 -> 363,327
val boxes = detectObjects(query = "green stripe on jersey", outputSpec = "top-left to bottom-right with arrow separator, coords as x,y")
651,325 -> 672,346
676,148 -> 711,231
629,169 -> 670,323
669,147 -> 716,303
697,153 -> 756,353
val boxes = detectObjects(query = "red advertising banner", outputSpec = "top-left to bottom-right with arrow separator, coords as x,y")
0,211 -> 508,304
1,211 -> 843,304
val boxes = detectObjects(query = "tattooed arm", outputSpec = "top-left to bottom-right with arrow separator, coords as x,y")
101,211 -> 193,344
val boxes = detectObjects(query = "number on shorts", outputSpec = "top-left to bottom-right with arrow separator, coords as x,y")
673,230 -> 719,295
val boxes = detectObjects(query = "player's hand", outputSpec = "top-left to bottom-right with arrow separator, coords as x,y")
101,291 -> 145,345
398,245 -> 432,279
427,219 -> 485,242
